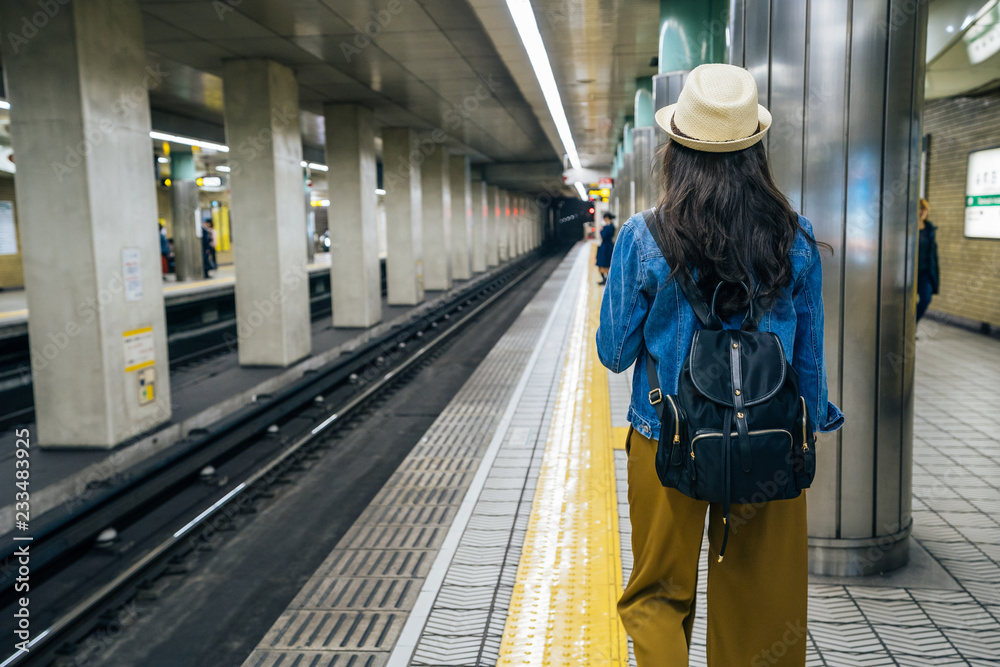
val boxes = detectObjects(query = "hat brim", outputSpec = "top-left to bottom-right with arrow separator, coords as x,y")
654,104 -> 772,153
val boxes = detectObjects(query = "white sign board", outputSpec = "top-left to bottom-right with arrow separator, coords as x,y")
965,146 -> 1000,239
122,247 -> 143,301
123,327 -> 155,373
0,201 -> 17,255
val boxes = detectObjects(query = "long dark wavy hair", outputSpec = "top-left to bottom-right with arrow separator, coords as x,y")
652,139 -> 826,319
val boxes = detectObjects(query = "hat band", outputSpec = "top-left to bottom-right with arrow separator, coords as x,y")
670,116 -> 762,143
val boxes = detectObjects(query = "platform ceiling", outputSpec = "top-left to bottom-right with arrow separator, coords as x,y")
138,0 -> 658,184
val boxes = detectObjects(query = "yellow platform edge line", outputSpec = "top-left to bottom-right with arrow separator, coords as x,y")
497,243 -> 629,666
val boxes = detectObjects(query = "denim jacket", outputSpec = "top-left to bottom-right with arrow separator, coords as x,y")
596,212 -> 845,441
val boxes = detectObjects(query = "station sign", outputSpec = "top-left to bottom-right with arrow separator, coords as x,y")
964,146 -> 1000,239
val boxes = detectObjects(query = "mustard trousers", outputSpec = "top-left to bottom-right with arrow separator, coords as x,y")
618,428 -> 808,667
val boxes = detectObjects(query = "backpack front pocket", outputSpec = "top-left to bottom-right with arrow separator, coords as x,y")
690,429 -> 797,503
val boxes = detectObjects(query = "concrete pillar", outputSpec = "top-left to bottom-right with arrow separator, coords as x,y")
382,127 -> 424,305
507,193 -> 520,259
169,150 -> 203,281
449,155 -> 472,280
0,0 -> 170,447
486,185 -> 500,267
519,197 -> 527,253
325,103 -> 381,327
731,0 -> 927,575
471,179 -> 487,273
498,191 -> 510,262
421,144 -> 451,290
223,59 -> 311,365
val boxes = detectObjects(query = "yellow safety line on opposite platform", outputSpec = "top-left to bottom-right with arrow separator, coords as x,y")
0,309 -> 27,320
498,244 -> 628,666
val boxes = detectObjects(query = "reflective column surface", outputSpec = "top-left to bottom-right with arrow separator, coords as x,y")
731,0 -> 927,575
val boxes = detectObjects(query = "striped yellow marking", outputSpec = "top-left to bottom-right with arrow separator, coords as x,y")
0,309 -> 28,320
498,245 -> 628,666
122,326 -> 153,338
124,359 -> 155,373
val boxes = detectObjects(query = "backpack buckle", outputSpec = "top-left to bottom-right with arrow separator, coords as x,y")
648,388 -> 662,405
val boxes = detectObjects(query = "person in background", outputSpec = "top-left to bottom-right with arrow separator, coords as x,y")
201,219 -> 216,278
159,223 -> 171,277
916,198 -> 940,322
596,211 -> 616,285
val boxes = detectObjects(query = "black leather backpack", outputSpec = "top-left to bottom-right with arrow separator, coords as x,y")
641,209 -> 816,561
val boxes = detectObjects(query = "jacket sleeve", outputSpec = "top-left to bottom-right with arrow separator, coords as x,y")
596,225 -> 649,373
792,245 -> 845,433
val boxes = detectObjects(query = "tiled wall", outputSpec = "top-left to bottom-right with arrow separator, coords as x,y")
0,176 -> 23,289
923,92 -> 1000,328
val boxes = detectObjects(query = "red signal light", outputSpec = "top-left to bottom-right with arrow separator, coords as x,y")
588,207 -> 595,214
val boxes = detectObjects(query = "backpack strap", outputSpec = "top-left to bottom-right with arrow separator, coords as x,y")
640,208 -> 719,329
645,347 -> 664,420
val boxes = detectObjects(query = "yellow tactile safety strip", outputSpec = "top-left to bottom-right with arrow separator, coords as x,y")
497,245 -> 629,666
612,426 -> 630,451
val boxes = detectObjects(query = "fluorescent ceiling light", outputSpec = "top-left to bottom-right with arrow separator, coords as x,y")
216,165 -> 231,173
199,176 -> 223,187
157,157 -> 169,164
0,101 -> 9,110
505,0 -> 581,170
150,131 -> 229,152
375,188 -> 386,195
301,161 -> 329,172
574,182 -> 587,200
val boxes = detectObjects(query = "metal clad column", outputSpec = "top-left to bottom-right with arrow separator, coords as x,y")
168,151 -> 203,281
382,127 -> 424,305
325,103 -> 381,327
732,0 -> 927,575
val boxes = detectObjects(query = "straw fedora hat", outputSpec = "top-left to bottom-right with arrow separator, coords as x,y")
654,64 -> 771,153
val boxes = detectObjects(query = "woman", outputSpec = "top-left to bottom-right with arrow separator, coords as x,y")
916,198 -> 940,321
596,64 -> 843,666
596,211 -> 616,284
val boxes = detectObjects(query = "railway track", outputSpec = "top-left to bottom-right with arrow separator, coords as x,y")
0,250 -> 553,666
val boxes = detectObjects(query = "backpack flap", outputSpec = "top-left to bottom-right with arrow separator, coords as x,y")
687,329 -> 786,407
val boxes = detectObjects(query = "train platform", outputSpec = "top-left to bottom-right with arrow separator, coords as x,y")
0,254 -> 334,328
242,241 -> 1000,667
0,257 -> 523,534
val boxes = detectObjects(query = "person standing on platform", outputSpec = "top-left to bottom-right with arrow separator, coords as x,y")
201,218 -> 216,278
159,223 -> 171,277
916,198 -> 940,322
596,64 -> 843,667
596,211 -> 616,285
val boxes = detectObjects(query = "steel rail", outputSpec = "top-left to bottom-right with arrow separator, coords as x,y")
1,255 -> 542,667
